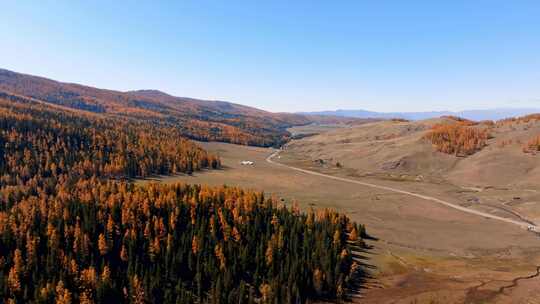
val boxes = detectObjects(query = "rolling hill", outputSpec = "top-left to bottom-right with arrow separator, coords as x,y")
284,115 -> 540,188
0,68 -> 354,147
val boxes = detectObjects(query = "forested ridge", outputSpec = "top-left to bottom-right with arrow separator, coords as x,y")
0,85 -> 369,303
0,69 -> 357,147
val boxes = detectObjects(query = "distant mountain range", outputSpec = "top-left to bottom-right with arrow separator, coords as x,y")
300,108 -> 540,121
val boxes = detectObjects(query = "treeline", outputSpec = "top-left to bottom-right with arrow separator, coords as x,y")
178,119 -> 285,147
424,123 -> 489,156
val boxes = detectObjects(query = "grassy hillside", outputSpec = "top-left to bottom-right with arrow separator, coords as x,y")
284,115 -> 540,188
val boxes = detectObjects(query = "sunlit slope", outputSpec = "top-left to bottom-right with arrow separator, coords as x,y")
286,116 -> 540,188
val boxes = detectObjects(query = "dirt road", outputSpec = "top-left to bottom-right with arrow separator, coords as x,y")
266,150 -> 536,231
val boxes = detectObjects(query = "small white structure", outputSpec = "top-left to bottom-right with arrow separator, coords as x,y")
240,160 -> 254,165
527,225 -> 536,232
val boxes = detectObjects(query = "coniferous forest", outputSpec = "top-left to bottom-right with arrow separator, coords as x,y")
0,93 -> 368,303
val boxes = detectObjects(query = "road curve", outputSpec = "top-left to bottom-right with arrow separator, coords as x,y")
266,150 -> 535,230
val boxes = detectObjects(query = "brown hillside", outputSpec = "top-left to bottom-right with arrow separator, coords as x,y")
285,116 -> 540,188
0,68 -> 356,147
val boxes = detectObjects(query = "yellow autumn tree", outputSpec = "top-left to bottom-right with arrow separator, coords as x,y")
98,233 -> 108,256
7,267 -> 20,293
215,244 -> 226,270
55,280 -> 72,304
192,235 -> 200,254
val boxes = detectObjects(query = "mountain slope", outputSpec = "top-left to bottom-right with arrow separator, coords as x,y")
0,68 -> 353,147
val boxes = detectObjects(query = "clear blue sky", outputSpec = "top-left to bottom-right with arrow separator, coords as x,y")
2,1 -> 540,112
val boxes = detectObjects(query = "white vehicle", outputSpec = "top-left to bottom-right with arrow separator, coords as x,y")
527,225 -> 536,232
240,160 -> 254,165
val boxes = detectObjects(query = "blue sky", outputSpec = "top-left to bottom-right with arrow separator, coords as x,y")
2,1 -> 540,112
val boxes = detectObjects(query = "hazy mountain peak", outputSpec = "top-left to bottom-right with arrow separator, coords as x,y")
301,108 -> 540,121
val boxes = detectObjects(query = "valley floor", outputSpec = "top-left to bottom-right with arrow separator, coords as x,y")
138,141 -> 540,304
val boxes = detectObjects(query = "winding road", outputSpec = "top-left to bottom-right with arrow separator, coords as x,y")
266,150 -> 536,231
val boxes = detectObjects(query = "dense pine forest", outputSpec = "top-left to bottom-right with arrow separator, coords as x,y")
0,91 -> 368,302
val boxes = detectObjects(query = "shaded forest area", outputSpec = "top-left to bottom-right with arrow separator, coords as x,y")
0,91 -> 369,303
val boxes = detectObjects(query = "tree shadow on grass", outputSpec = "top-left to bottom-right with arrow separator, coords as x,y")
342,233 -> 384,302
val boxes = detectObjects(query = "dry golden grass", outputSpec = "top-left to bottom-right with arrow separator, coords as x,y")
523,135 -> 540,154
